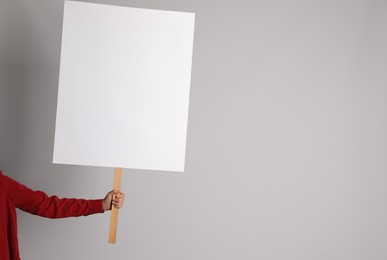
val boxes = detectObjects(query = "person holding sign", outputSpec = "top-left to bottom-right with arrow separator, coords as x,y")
0,170 -> 125,260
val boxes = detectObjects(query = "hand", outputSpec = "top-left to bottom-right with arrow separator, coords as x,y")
102,190 -> 125,211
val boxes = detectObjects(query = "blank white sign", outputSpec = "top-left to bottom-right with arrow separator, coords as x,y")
53,1 -> 195,172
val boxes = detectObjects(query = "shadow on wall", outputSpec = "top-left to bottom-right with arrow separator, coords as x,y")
0,0 -> 63,179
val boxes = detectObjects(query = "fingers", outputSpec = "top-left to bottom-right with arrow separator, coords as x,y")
111,190 -> 125,209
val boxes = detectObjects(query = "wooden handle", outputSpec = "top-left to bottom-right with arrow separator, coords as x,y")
109,167 -> 122,244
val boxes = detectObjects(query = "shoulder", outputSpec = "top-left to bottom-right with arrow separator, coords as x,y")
0,170 -> 10,183
0,170 -> 5,192
0,170 -> 25,192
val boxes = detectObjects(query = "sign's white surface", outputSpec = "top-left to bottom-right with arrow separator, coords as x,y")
53,1 -> 195,171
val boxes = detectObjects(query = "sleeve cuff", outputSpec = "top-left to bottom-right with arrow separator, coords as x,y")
90,199 -> 105,214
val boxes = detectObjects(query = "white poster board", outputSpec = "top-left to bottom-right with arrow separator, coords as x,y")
53,1 -> 195,172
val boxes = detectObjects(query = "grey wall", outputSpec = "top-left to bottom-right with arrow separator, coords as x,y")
1,0 -> 387,259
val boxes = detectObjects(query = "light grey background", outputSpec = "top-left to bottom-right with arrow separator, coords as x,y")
1,0 -> 387,259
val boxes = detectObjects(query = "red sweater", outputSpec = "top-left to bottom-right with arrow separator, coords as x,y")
0,170 -> 104,260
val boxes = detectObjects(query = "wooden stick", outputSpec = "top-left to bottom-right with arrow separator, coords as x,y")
108,167 -> 122,244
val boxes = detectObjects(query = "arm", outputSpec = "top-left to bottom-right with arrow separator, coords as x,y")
1,173 -> 124,218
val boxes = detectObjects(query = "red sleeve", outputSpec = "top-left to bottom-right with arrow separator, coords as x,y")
1,172 -> 104,218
